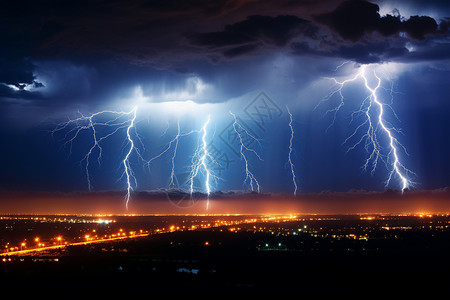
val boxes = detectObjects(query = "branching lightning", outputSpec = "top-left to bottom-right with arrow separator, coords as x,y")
321,64 -> 414,191
286,106 -> 298,195
230,111 -> 262,193
52,106 -> 144,209
146,120 -> 200,189
123,107 -> 138,209
147,116 -> 219,210
188,115 -> 220,210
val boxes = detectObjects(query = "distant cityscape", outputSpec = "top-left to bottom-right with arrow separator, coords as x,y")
2,213 -> 450,256
2,213 -> 450,295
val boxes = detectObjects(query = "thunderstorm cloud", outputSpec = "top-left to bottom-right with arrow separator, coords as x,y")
0,0 -> 448,111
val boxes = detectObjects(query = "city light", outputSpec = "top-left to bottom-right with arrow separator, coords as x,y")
3,213 -> 450,257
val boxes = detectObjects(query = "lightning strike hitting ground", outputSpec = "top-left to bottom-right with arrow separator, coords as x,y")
322,64 -> 414,191
52,106 -> 144,209
188,115 -> 220,210
286,106 -> 298,195
123,107 -> 138,209
230,111 -> 262,193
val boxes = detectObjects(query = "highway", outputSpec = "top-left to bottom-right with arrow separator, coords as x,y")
0,233 -> 149,256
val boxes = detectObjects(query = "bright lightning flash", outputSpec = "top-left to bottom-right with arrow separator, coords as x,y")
322,64 -> 414,192
286,106 -> 298,195
52,106 -> 144,209
147,116 -> 219,209
230,111 -> 262,193
123,107 -> 139,209
188,115 -> 220,210
146,120 -> 200,189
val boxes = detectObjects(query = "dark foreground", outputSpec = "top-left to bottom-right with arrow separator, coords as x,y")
2,227 -> 450,297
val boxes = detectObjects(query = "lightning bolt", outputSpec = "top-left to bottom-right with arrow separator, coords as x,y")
286,106 -> 298,195
229,111 -> 262,193
52,106 -> 144,209
321,64 -> 414,192
123,107 -> 138,209
188,115 -> 221,210
146,120 -> 200,189
147,117 -> 219,210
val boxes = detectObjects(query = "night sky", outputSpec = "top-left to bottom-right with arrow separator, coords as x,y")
1,0 -> 450,212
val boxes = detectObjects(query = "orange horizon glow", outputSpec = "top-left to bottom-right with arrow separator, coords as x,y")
0,191 -> 449,215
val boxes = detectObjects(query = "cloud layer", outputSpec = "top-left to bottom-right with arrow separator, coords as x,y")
0,0 -> 448,104
315,0 -> 446,41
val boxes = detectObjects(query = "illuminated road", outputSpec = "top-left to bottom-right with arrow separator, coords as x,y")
0,233 -> 149,256
0,215 -> 299,257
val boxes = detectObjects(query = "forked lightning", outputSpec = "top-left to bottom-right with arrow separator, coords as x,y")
322,64 -> 414,191
52,106 -> 143,209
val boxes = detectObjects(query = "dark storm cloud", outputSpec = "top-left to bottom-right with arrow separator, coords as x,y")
286,0 -> 450,64
0,84 -> 45,101
183,0 -> 449,64
0,0 -> 280,110
0,0 -> 449,112
314,0 -> 447,42
403,40 -> 450,62
187,15 -> 315,57
0,58 -> 35,86
1,1 -> 448,59
0,0 -> 271,66
223,43 -> 262,58
291,40 -> 411,64
0,0 -> 448,77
